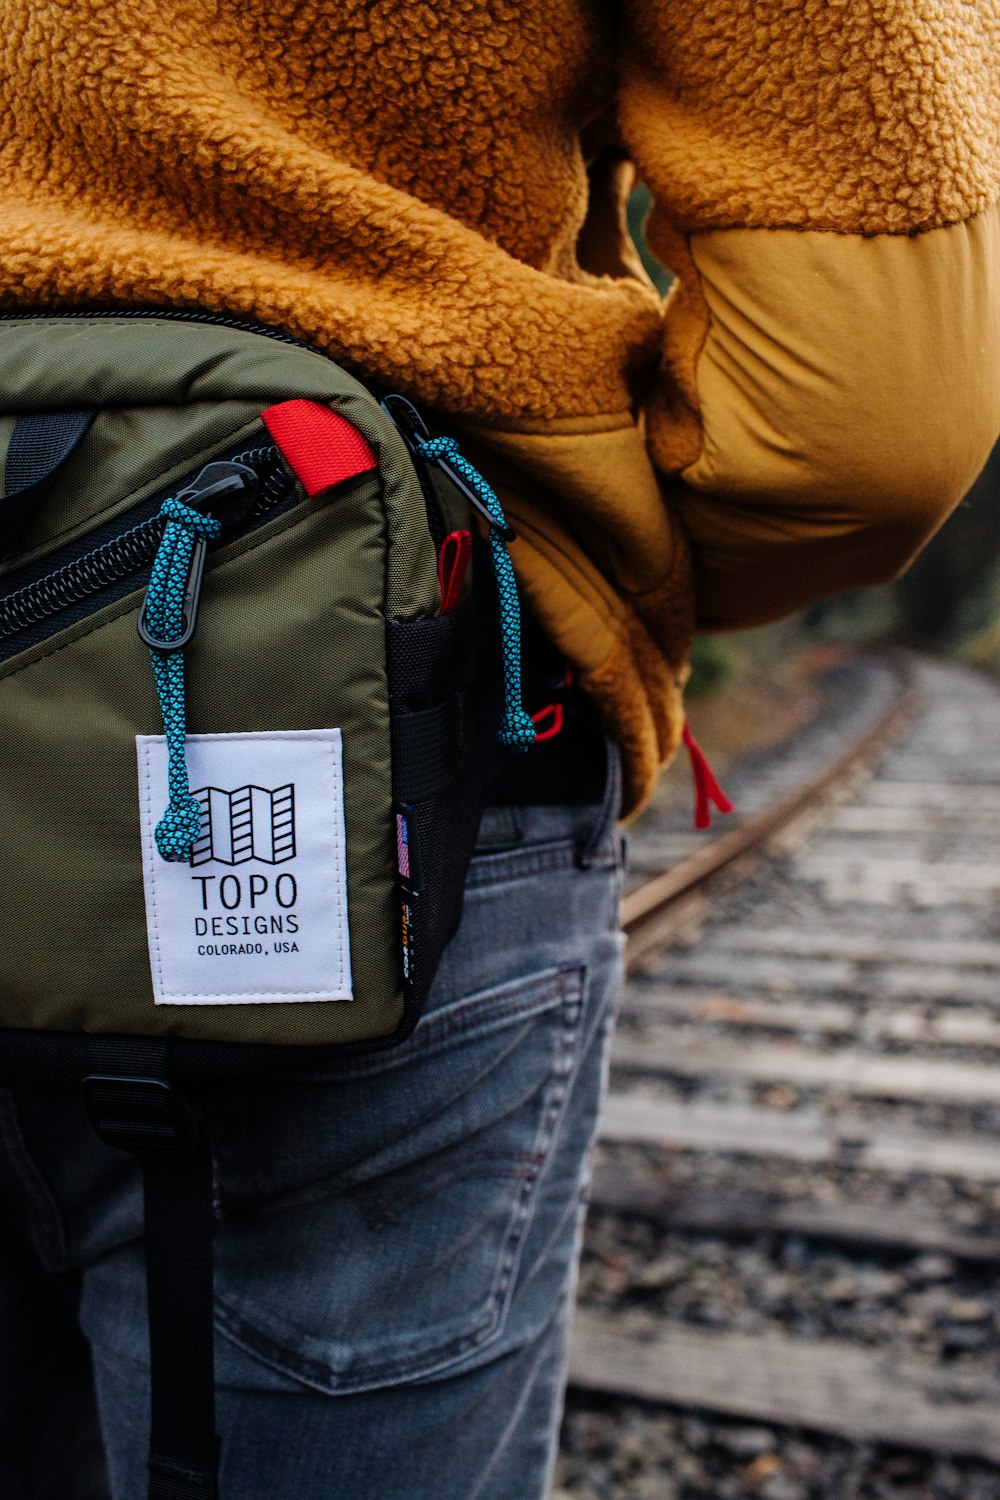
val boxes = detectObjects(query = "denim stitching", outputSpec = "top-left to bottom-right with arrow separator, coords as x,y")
482,979 -> 584,1354
277,965 -> 580,1082
213,970 -> 587,1391
352,1152 -> 544,1231
464,840 -> 616,888
577,738 -> 623,868
208,973 -> 580,1219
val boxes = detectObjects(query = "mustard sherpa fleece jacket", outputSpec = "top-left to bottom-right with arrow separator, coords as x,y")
1,2 -> 998,811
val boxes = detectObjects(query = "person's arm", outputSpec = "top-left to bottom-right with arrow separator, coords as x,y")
620,2 -> 1000,629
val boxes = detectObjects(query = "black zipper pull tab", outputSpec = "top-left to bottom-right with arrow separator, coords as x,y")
136,527 -> 209,652
380,394 -> 430,448
137,460 -> 257,651
381,394 -> 516,542
178,459 -> 259,528
431,453 -> 517,541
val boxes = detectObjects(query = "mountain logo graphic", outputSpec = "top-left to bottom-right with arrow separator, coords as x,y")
190,784 -> 296,866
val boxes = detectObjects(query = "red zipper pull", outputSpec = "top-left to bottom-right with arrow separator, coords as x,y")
437,529 -> 472,614
530,665 -> 574,743
530,702 -> 564,743
683,720 -> 733,830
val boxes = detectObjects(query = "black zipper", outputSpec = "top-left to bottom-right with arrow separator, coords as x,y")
0,310 -> 453,545
0,441 -> 299,657
380,394 -> 447,547
0,304 -> 316,350
0,306 -> 319,656
0,309 -> 445,658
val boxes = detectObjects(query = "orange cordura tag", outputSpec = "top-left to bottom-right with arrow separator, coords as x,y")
262,399 -> 378,497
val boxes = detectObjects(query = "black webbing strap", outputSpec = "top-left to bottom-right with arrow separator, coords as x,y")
1,410 -> 95,558
143,1144 -> 218,1500
391,691 -> 464,803
82,1045 -> 219,1500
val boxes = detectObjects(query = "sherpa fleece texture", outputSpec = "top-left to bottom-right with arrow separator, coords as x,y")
1,1 -> 998,810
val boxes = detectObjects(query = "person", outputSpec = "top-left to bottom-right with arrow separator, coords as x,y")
0,4 -> 997,1497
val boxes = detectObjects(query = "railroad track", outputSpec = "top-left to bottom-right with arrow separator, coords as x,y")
558,654 -> 1000,1499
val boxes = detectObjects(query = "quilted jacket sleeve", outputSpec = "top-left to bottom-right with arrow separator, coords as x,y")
619,1 -> 1000,629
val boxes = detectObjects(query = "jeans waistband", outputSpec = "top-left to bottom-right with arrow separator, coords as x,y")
474,736 -> 621,869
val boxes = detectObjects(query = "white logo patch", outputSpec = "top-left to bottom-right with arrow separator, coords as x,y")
137,730 -> 353,1005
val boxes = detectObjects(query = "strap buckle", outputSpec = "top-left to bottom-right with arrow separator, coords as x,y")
81,1074 -> 201,1155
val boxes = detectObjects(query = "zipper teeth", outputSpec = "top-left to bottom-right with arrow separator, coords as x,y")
0,444 -> 293,642
0,305 -> 313,349
0,513 -> 162,635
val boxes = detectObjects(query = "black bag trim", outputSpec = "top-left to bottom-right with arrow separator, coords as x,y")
80,1038 -> 218,1500
1,410 -> 95,558
391,691 -> 464,803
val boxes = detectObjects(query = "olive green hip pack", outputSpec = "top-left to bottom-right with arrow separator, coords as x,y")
0,310 -> 547,1500
0,312 -> 537,1071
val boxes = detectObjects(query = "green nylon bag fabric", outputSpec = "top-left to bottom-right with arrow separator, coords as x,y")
0,315 -> 453,1048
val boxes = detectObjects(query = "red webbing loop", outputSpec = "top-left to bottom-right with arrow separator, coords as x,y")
530,702 -> 565,743
262,399 -> 378,497
437,529 -> 472,614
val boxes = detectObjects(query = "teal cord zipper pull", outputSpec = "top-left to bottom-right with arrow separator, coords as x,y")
143,497 -> 221,861
139,461 -> 257,863
416,435 -> 535,753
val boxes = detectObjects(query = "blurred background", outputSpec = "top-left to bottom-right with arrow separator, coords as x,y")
552,192 -> 1000,1500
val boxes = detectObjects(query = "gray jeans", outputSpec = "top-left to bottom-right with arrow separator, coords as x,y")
0,746 -> 624,1500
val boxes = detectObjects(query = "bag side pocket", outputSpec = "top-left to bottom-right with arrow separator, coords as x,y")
387,596 -> 487,1010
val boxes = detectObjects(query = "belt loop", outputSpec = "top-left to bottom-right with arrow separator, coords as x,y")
575,736 -> 621,870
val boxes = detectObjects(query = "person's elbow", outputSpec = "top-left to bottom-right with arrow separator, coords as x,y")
676,394 -> 999,632
830,398 -> 999,588
666,214 -> 1000,627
